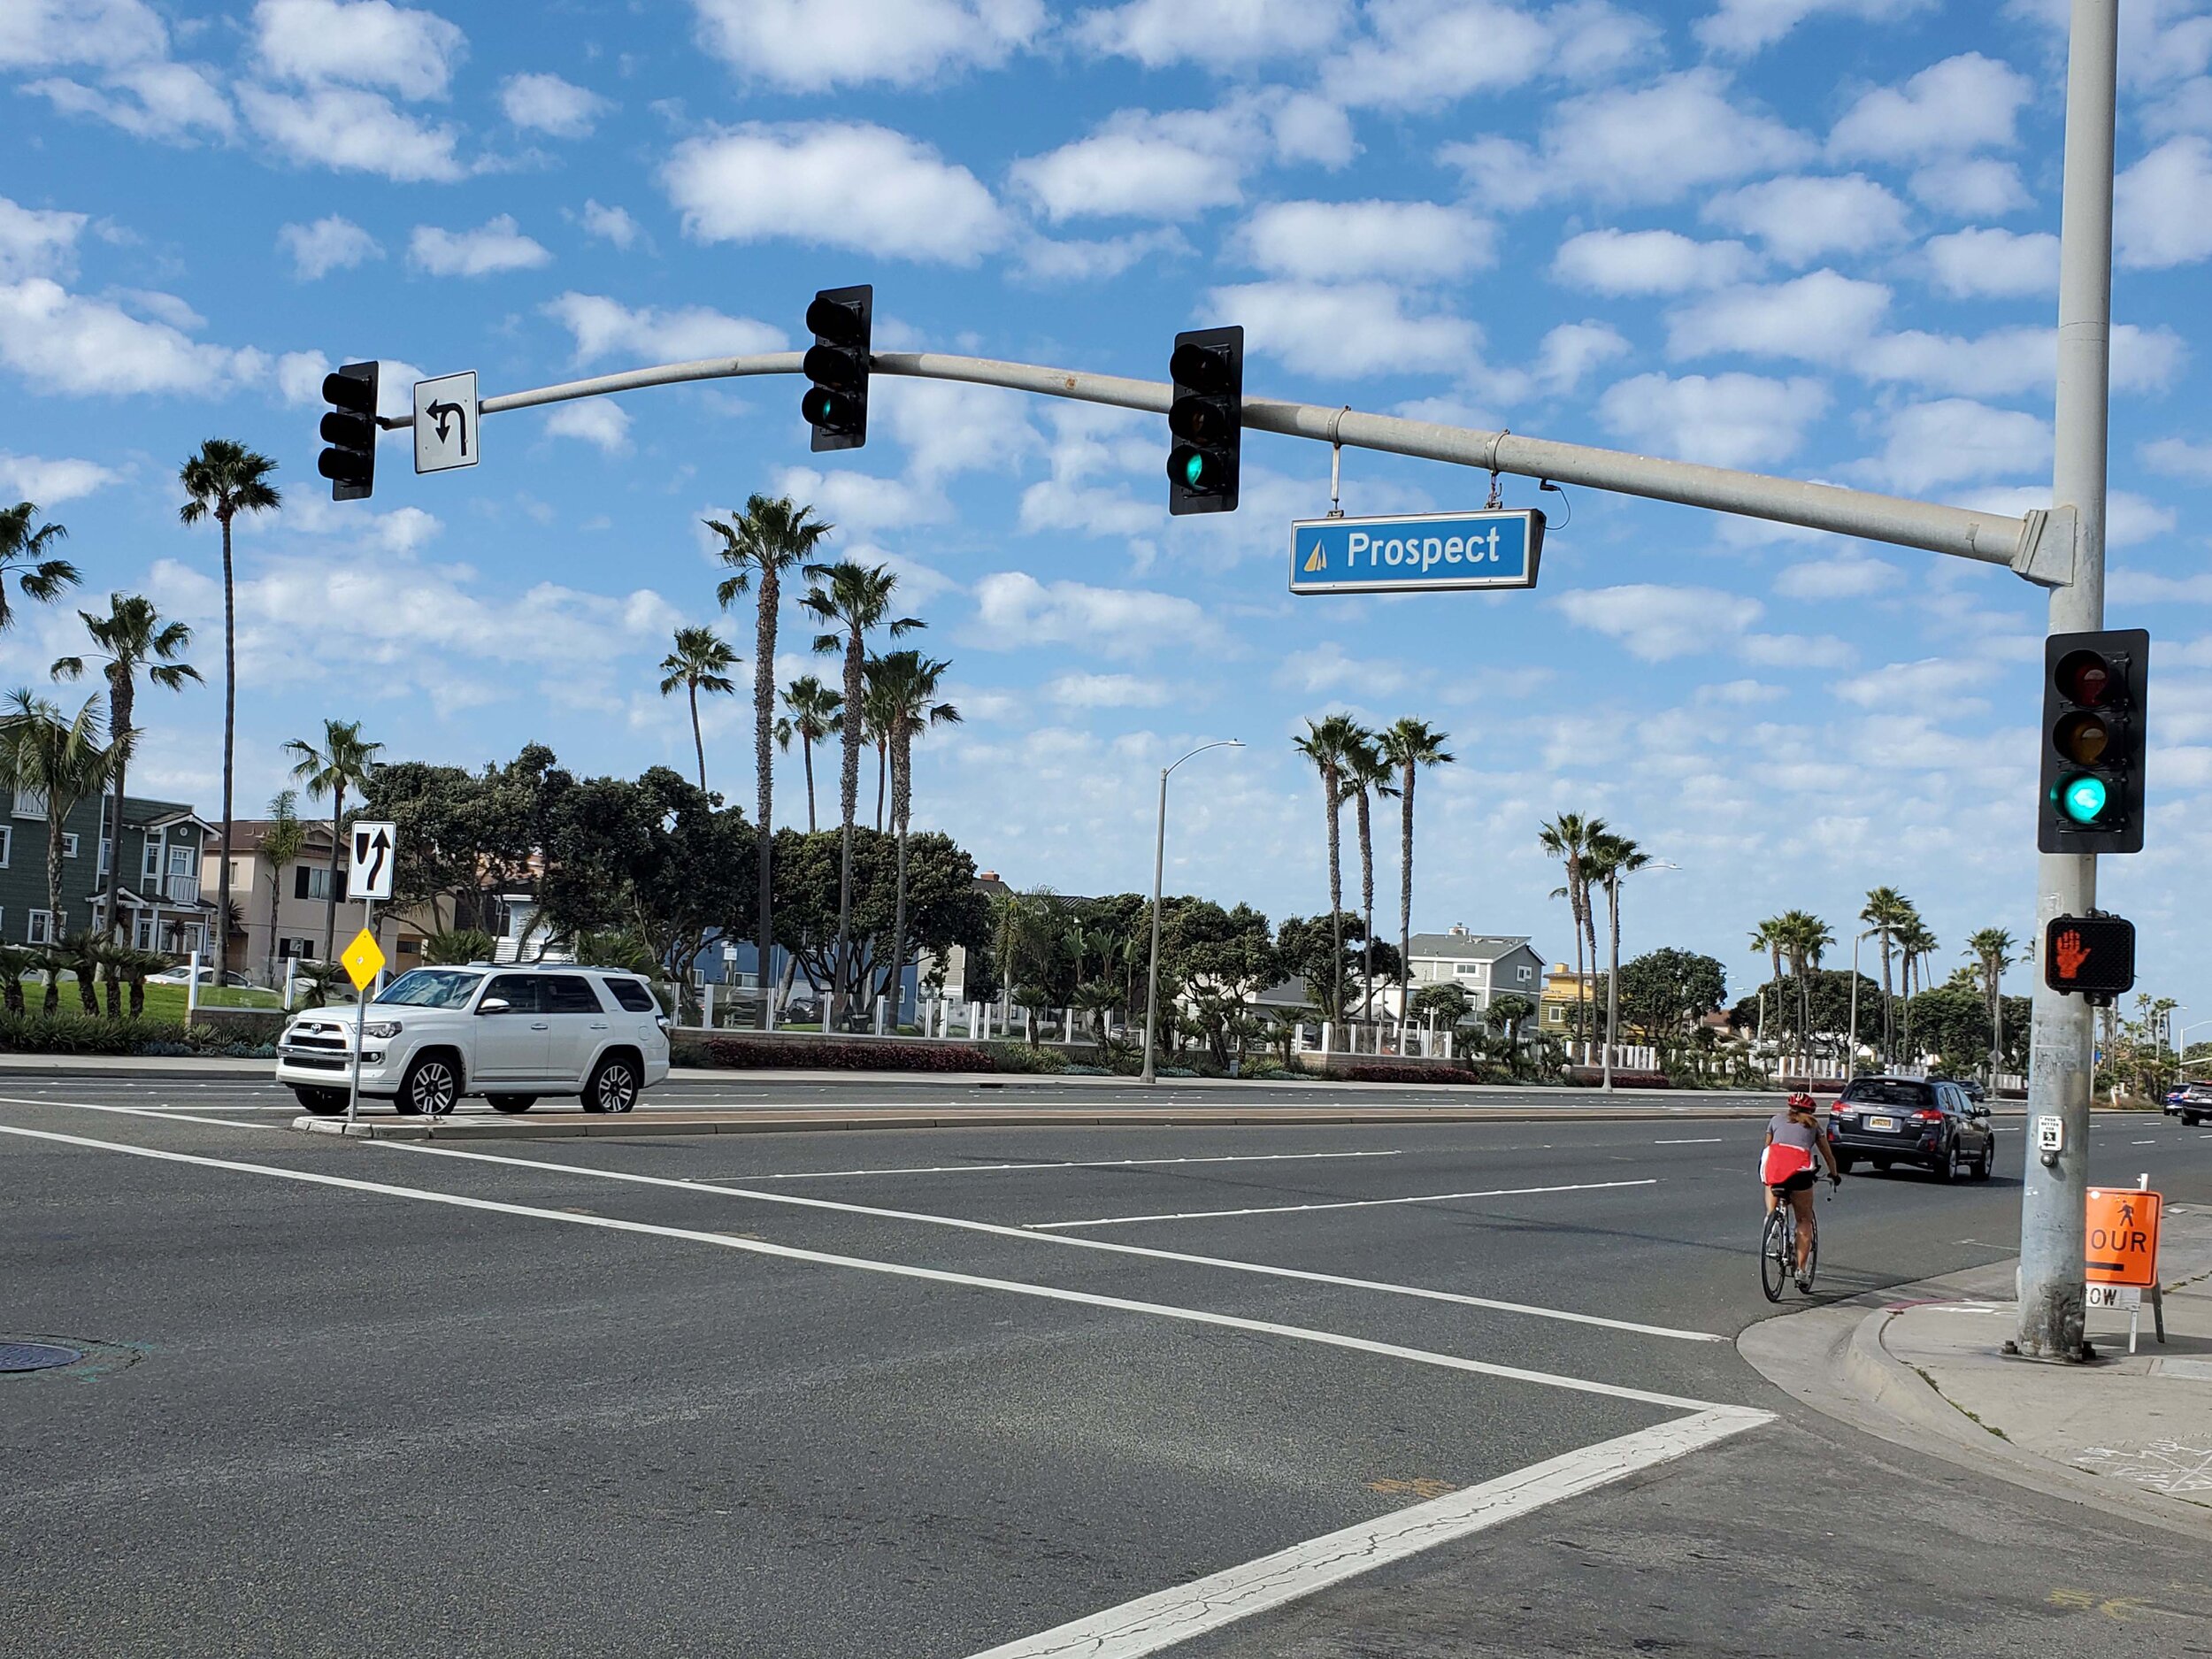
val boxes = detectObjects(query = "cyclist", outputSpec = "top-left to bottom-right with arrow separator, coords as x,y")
1763,1091 -> 1841,1291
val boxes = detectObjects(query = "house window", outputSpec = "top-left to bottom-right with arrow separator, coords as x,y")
168,846 -> 192,879
1545,1004 -> 1563,1025
1454,963 -> 1481,977
27,909 -> 61,944
0,826 -> 10,867
296,865 -> 345,902
134,916 -> 153,949
1517,965 -> 1532,983
143,841 -> 162,880
61,833 -> 79,858
98,837 -> 111,876
12,787 -> 46,820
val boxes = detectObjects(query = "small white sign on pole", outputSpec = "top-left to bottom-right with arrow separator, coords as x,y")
413,371 -> 479,474
349,820 -> 397,902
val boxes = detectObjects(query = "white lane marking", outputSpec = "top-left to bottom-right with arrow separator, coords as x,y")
1654,1138 -> 1723,1145
966,1407 -> 1770,1659
0,1095 -> 294,1132
0,1118 -> 1726,1409
0,1094 -> 1725,1343
742,1150 -> 1406,1181
2131,1139 -> 2157,1145
1029,1179 -> 1657,1233
372,1141 -> 1723,1343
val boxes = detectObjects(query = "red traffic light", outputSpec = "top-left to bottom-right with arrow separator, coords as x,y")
2055,649 -> 2115,705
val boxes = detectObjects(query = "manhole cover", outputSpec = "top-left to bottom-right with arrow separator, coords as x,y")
0,1341 -> 82,1373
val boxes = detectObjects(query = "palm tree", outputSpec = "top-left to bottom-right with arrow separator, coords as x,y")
657,624 -> 740,795
259,789 -> 308,986
872,649 -> 961,1024
0,500 -> 81,633
1293,713 -> 1363,1020
0,691 -> 121,964
1586,831 -> 1649,1079
1375,717 -> 1453,1028
1859,886 -> 1912,1064
1895,912 -> 1937,1062
802,560 -> 923,1025
774,675 -> 842,833
1342,729 -> 1396,1022
1748,917 -> 1786,1059
860,659 -> 902,833
53,593 -> 200,938
709,495 -> 834,1027
283,718 -> 384,960
1539,812 -> 1605,1056
1965,926 -> 2016,1085
1776,910 -> 1832,1075
179,440 -> 280,978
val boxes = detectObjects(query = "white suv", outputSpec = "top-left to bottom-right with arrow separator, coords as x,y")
277,964 -> 672,1118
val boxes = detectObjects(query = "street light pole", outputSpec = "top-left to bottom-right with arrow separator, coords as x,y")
2017,0 -> 2116,1363
1601,861 -> 1677,1094
1141,740 -> 1242,1086
1846,926 -> 1881,1085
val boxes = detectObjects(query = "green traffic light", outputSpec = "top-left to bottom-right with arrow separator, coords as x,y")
2060,774 -> 2109,824
1182,451 -> 1207,488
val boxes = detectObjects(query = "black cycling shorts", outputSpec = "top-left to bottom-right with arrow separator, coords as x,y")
1770,1171 -> 1817,1195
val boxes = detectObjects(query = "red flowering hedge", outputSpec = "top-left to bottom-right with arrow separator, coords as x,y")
1339,1060 -> 1485,1085
673,1033 -> 995,1073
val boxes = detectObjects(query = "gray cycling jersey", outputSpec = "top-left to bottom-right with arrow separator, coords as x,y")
1768,1111 -> 1820,1153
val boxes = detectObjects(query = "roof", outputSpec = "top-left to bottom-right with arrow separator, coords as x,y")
1407,931 -> 1534,962
206,818 -> 337,856
118,795 -> 208,830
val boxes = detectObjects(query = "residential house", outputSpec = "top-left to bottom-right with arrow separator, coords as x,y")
1539,961 -> 1603,1042
1389,926 -> 1546,1018
0,784 -> 216,955
205,820 -> 437,980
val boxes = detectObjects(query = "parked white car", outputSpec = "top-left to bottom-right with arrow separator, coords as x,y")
277,964 -> 672,1118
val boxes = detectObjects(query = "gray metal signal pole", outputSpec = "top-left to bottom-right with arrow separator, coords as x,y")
2016,0 -> 2117,1363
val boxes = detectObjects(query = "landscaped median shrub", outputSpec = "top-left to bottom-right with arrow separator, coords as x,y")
1340,1060 -> 1485,1086
672,1033 -> 996,1072
0,1013 -> 276,1059
980,1041 -> 1070,1074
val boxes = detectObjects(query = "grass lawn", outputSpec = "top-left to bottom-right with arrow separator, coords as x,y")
134,984 -> 287,1022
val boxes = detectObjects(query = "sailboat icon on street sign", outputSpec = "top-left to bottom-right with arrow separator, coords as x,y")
1302,541 -> 1326,572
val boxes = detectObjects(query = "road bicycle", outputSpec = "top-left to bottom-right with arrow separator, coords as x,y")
1760,1179 -> 1836,1302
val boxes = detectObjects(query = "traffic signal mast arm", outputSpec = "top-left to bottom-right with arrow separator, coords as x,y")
376,346 -> 2047,579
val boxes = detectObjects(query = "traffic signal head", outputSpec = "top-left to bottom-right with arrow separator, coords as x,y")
802,284 -> 872,452
316,361 -> 380,502
2038,627 -> 2148,854
1166,325 -> 1242,515
2042,913 -> 2136,1003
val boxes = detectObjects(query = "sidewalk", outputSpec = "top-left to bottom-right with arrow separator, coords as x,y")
1742,1203 -> 2212,1540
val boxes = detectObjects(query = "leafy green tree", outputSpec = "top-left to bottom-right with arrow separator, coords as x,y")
710,495 -> 834,1025
422,928 -> 499,965
284,718 -> 385,960
802,560 -> 923,1024
1275,910 -> 1369,1022
0,690 -> 120,956
53,593 -> 200,936
1161,898 -> 1279,1067
180,439 -> 280,976
256,790 -> 308,984
657,624 -> 739,795
774,674 -> 842,833
366,744 -> 553,933
1618,948 -> 1726,1056
769,827 -> 988,1013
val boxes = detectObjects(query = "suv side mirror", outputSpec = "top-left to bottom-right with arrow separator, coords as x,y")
478,997 -> 511,1015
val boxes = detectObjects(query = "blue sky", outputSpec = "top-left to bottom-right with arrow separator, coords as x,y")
5,0 -> 2212,1017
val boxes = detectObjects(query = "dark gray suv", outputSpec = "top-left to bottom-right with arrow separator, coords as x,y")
1827,1076 -> 1996,1182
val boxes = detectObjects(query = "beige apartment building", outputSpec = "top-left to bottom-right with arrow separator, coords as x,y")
204,819 -> 434,982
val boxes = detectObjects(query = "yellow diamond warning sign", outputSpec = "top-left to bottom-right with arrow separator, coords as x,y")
341,928 -> 386,992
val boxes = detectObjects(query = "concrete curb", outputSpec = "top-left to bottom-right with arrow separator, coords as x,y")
292,1102 -> 1784,1141
1740,1281 -> 2212,1542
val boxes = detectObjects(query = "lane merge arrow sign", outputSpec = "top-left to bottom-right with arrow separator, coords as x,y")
349,819 -> 396,902
1290,508 -> 1544,595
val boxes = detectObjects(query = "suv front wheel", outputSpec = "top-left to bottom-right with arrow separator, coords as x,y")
398,1053 -> 462,1118
582,1054 -> 639,1114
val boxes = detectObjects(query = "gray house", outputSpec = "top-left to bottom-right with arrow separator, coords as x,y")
1394,926 -> 1546,1017
0,787 -> 215,954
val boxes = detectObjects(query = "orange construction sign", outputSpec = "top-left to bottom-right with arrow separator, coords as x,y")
2085,1187 -> 2162,1288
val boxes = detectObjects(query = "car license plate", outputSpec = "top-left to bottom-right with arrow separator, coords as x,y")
1868,1115 -> 1896,1132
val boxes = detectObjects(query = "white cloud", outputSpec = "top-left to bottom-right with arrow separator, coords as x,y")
1443,70 -> 1811,208
1772,550 -> 1901,598
28,61 -> 234,142
0,278 -> 264,396
0,197 -> 88,281
690,0 -> 1043,89
1016,227 -> 1190,283
0,1 -> 169,70
878,378 -> 1040,481
1666,270 -> 1892,363
968,572 -> 1215,659
2116,135 -> 2212,268
1908,157 -> 2032,218
1854,398 -> 2053,494
1595,371 -> 1830,468
0,452 -> 121,503
664,122 -> 1006,263
237,84 -> 464,181
1922,226 -> 2059,297
1274,640 -> 1414,699
278,214 -> 382,279
1206,280 -> 1479,378
2144,436 -> 2212,481
579,200 -> 641,250
1554,583 -> 1763,661
1044,671 -> 1173,708
1532,320 -> 1629,394
1268,92 -> 1356,168
543,400 -> 632,454
253,0 -> 466,99
499,71 -> 609,137
1835,657 -> 1995,709
1701,174 -> 1910,265
275,349 -> 329,404
1236,200 -> 1494,282
1550,228 -> 1757,295
773,465 -> 949,534
1828,52 -> 2033,163
408,214 -> 551,277
1077,0 -> 1347,65
1322,0 -> 1552,107
1694,0 -> 1931,54
542,292 -> 786,365
1958,485 -> 2177,550
1013,110 -> 1248,223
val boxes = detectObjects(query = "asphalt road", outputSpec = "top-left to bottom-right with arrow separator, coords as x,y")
5,1073 -> 2209,1657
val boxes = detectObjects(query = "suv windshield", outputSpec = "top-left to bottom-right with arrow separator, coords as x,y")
1841,1079 -> 1936,1108
374,969 -> 484,1010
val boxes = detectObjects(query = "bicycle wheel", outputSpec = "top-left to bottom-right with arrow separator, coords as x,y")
1760,1206 -> 1791,1302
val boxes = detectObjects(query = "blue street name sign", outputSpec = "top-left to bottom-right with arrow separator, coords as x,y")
1289,509 -> 1544,595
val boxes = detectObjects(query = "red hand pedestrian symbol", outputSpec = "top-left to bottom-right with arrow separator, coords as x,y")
2055,928 -> 2090,980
